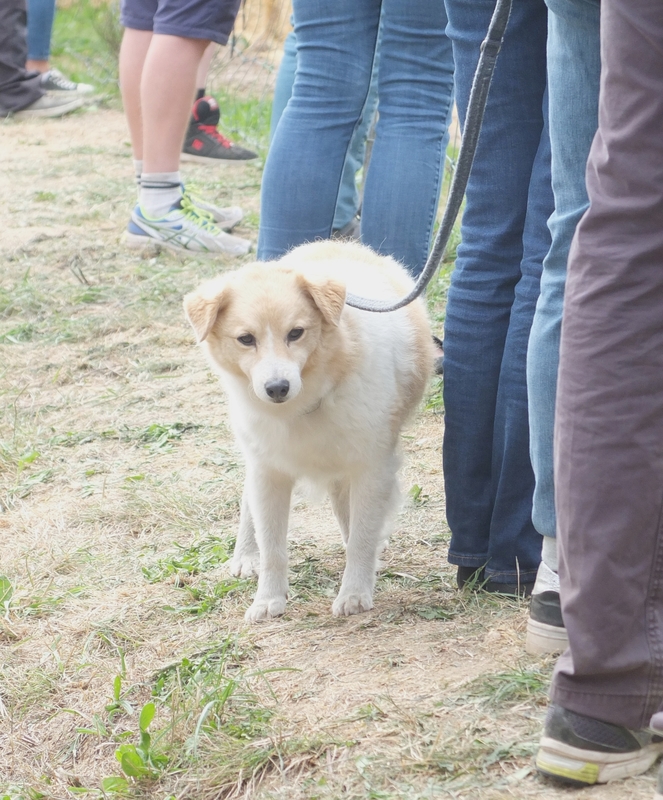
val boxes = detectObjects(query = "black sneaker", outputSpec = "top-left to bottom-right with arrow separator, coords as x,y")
526,561 -> 569,655
40,68 -> 94,95
181,96 -> 257,164
537,704 -> 663,786
456,565 -> 533,596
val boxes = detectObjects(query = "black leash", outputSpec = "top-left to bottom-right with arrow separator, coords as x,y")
344,0 -> 513,312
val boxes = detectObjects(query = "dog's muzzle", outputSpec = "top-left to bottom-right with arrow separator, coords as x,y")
264,379 -> 290,403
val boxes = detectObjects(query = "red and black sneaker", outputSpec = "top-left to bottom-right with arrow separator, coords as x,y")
182,96 -> 257,164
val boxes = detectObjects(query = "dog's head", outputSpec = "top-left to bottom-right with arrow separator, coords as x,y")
183,262 -> 346,405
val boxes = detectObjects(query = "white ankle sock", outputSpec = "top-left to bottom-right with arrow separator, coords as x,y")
541,536 -> 558,573
139,171 -> 182,219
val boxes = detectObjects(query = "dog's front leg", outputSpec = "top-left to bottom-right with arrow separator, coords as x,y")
230,490 -> 260,577
244,466 -> 293,622
332,467 -> 398,617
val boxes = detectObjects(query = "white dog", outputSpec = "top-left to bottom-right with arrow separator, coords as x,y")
184,241 -> 434,621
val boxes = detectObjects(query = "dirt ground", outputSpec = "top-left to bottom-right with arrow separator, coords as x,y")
0,109 -> 656,799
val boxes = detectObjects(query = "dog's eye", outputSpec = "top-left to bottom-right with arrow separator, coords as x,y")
237,333 -> 256,346
287,328 -> 304,342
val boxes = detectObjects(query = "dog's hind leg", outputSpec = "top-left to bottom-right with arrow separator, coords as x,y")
230,489 -> 261,578
244,466 -> 294,622
332,462 -> 400,617
330,479 -> 351,546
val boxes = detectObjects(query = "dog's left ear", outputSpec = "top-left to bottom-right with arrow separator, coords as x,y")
183,281 -> 228,343
299,273 -> 346,326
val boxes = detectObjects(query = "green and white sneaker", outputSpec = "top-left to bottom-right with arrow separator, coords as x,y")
123,195 -> 251,256
536,704 -> 663,786
181,187 -> 243,231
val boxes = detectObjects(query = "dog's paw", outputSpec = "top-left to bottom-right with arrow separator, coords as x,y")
332,590 -> 373,617
245,596 -> 287,622
230,553 -> 260,578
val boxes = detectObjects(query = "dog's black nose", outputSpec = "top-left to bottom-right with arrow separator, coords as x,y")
265,379 -> 290,401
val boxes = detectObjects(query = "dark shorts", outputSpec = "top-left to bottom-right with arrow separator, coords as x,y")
120,0 -> 241,45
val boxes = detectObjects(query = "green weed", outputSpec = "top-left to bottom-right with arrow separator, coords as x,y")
142,535 -> 232,583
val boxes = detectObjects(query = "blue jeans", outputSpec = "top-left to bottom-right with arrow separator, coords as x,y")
270,28 -> 379,232
258,0 -> 454,277
26,0 -> 55,61
443,0 -> 553,584
526,0 -> 600,540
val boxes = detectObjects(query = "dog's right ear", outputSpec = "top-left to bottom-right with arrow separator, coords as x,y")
183,281 -> 228,343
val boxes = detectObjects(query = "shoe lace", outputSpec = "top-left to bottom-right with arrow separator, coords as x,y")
199,124 -> 233,148
180,193 -> 221,232
47,70 -> 77,91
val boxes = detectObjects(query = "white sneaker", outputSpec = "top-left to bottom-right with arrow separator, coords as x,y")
182,188 -> 244,231
123,197 -> 251,256
525,561 -> 569,656
12,93 -> 84,119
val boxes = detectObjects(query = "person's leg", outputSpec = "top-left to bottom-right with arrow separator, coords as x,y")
269,29 -> 296,142
0,0 -> 43,112
443,0 -> 550,585
25,0 -> 55,72
549,0 -> 663,732
525,0 -> 600,653
268,25 -> 381,236
258,0 -> 382,261
140,34 -> 209,173
360,0 -> 453,275
195,41 -> 215,93
119,27 -> 153,162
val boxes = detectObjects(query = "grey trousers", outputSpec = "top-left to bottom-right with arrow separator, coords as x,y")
550,0 -> 663,730
0,0 -> 43,112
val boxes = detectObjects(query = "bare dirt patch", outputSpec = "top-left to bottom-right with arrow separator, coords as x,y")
0,109 -> 651,799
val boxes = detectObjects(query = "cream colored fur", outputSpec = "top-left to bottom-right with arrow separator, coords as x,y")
184,241 -> 434,622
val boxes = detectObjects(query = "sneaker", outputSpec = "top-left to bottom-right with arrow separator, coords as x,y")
122,196 -> 251,256
181,96 -> 257,164
536,704 -> 663,785
182,187 -> 244,231
40,68 -> 94,95
11,93 -> 84,119
456,565 -> 533,596
526,561 -> 569,656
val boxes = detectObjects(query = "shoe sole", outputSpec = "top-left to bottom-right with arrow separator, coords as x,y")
536,737 -> 663,785
526,617 -> 569,656
13,97 -> 84,119
121,229 -> 250,257
180,152 -> 256,165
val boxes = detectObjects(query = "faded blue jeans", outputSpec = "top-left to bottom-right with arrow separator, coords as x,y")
526,0 -> 601,542
270,29 -> 379,233
443,0 -> 553,585
258,0 -> 454,277
26,0 -> 55,61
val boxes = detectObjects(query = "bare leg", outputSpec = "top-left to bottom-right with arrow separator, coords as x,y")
119,28 -> 152,161
332,464 -> 399,617
26,58 -> 49,72
141,34 -> 209,173
244,467 -> 293,622
196,42 -> 216,92
330,479 -> 351,545
230,490 -> 260,577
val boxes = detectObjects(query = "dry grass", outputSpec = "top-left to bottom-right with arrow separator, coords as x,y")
0,110 -> 655,800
